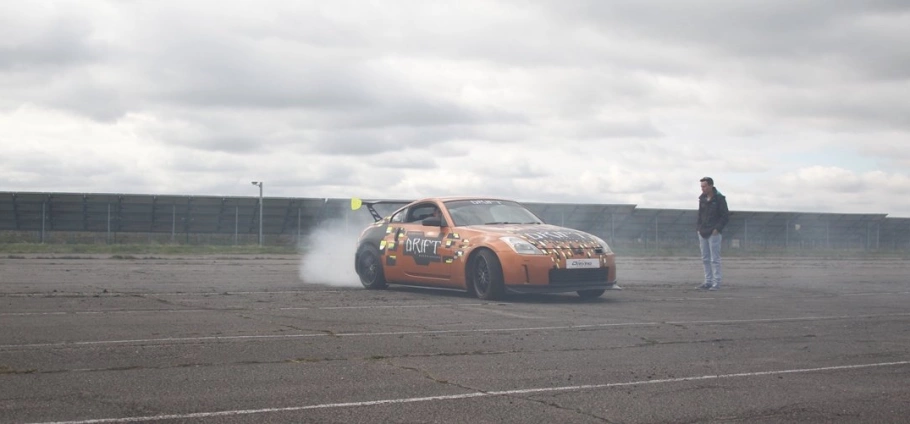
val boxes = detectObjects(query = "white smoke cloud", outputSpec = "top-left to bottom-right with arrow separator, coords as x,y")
298,219 -> 365,287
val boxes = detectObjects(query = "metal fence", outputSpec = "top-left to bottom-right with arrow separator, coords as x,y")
2,192 -> 908,252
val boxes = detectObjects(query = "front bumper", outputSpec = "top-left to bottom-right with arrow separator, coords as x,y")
498,251 -> 617,293
505,281 -> 620,294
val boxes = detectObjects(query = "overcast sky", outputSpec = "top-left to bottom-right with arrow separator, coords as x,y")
2,1 -> 909,216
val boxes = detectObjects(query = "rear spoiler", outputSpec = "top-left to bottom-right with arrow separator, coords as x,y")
351,198 -> 413,223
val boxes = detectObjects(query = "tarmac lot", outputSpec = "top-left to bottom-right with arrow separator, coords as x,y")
1,254 -> 909,423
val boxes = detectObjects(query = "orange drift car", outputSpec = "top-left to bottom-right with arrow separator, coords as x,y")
353,197 -> 619,300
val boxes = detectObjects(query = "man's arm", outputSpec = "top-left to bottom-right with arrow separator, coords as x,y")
716,196 -> 730,233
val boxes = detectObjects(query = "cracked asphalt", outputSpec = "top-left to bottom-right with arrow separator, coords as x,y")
1,255 -> 909,423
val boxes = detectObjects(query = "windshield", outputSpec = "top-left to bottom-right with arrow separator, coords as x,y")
443,199 -> 543,226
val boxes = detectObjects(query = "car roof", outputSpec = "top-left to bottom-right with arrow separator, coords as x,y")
417,196 -> 516,203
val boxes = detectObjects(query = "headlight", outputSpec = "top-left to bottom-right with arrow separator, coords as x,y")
590,235 -> 613,254
500,237 -> 545,255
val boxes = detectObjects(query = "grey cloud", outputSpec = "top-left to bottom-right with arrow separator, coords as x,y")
0,154 -> 136,195
46,79 -> 133,123
371,153 -> 439,171
564,119 -> 664,139
856,142 -> 910,167
472,160 -> 550,180
139,116 -> 264,154
174,135 -> 261,154
295,162 -> 381,188
528,0 -> 910,98
162,151 -> 249,174
0,12 -> 101,70
303,124 -> 492,156
547,1 -> 908,57
346,102 -> 510,130
2,1 -> 910,216
767,83 -> 910,131
306,136 -> 401,156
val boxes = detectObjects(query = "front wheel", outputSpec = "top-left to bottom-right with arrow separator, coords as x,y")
356,245 -> 387,289
469,250 -> 504,300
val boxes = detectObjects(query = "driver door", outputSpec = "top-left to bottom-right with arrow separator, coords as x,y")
384,203 -> 455,284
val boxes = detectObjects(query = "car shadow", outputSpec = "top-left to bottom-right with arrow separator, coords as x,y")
385,285 -> 619,305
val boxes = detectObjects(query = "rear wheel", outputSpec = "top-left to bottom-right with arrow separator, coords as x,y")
577,289 -> 605,299
470,250 -> 504,300
356,245 -> 387,289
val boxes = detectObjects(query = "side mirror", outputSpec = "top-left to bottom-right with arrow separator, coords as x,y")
421,216 -> 446,227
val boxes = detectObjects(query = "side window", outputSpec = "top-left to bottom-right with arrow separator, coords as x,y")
406,204 -> 438,223
390,210 -> 405,223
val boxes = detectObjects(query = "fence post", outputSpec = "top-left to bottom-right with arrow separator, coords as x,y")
744,217 -> 748,250
41,201 -> 46,244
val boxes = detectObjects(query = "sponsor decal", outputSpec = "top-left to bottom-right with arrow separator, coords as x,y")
566,258 -> 600,269
521,230 -> 593,243
404,231 -> 444,266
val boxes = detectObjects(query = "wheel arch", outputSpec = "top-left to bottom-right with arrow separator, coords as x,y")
464,246 -> 498,283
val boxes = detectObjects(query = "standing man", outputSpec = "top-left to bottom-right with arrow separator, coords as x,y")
697,177 -> 730,290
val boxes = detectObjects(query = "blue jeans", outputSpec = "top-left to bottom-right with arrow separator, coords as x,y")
699,233 -> 722,287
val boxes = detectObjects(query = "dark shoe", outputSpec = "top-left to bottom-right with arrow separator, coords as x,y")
708,285 -> 719,291
696,284 -> 711,290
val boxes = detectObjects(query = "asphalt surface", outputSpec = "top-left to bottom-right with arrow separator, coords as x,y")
1,254 -> 908,423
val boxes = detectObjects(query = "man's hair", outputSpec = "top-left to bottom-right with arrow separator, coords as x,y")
700,176 -> 714,186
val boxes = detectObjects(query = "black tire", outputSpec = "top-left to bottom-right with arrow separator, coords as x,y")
356,245 -> 387,289
577,289 -> 605,299
469,249 -> 504,300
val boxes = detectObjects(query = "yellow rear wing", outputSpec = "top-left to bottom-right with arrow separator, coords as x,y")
351,197 -> 412,222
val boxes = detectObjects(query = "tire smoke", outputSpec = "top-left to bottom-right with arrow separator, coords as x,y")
298,220 -> 363,287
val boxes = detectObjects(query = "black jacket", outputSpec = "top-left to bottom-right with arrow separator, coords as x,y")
697,188 -> 730,238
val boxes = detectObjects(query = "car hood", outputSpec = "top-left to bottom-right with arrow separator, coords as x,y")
462,224 -> 604,246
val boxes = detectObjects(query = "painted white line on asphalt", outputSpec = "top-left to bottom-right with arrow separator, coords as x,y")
1,303 -> 490,316
4,312 -> 910,350
0,333 -> 329,348
26,360 -> 910,424
666,312 -> 910,325
338,322 -> 663,338
0,322 -> 661,349
13,288 -> 910,299
842,291 -> 910,297
309,303 -> 488,310
190,290 -> 346,295
13,289 -> 908,316
1,310 -> 214,317
462,306 -> 541,319
0,290 -> 347,298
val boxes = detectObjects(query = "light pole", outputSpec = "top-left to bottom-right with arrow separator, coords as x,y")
251,181 -> 263,246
